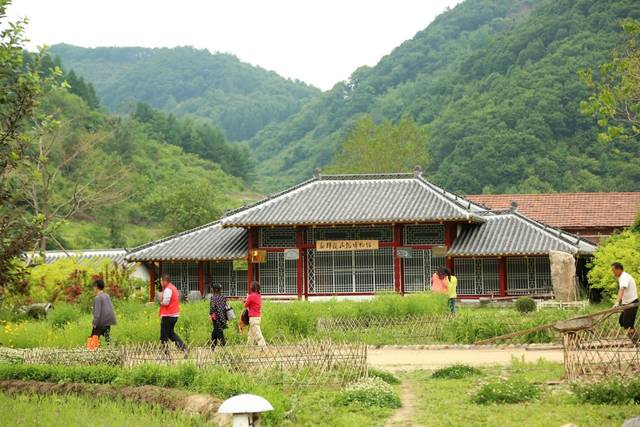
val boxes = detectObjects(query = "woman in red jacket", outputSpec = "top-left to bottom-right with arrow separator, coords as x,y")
245,281 -> 266,346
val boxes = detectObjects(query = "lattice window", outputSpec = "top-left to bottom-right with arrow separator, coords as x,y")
507,257 -> 553,295
161,262 -> 199,296
403,224 -> 445,245
258,252 -> 297,294
453,258 -> 499,295
307,248 -> 394,294
307,226 -> 393,244
259,227 -> 297,248
207,261 -> 247,297
403,249 -> 446,293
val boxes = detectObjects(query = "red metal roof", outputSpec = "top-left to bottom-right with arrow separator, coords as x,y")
466,193 -> 640,228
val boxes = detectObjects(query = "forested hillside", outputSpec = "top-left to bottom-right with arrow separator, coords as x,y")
49,44 -> 320,141
248,0 -> 640,193
20,54 -> 259,250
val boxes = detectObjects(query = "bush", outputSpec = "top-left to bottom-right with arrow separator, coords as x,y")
573,378 -> 640,404
515,297 -> 536,313
368,368 -> 400,385
588,230 -> 640,302
48,303 -> 83,328
335,377 -> 401,408
432,364 -> 482,379
472,378 -> 540,404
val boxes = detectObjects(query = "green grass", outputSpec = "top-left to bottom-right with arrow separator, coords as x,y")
0,393 -> 209,427
0,363 -> 392,426
0,294 -> 591,348
409,361 -> 640,426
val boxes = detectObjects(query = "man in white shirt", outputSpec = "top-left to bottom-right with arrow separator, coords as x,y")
612,262 -> 638,343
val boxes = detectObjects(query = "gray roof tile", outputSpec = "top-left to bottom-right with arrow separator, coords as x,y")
126,222 -> 247,262
221,174 -> 484,227
448,211 -> 597,256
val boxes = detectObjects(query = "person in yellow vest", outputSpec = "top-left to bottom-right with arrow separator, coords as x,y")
445,268 -> 458,315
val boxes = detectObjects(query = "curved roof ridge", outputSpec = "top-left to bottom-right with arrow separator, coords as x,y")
127,219 -> 225,256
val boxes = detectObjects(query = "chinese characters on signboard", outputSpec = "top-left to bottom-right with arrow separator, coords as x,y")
316,240 -> 379,252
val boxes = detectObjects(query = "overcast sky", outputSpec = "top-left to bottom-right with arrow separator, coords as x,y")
7,0 -> 462,90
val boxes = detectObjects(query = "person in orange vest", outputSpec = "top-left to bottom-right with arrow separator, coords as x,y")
431,267 -> 450,294
159,274 -> 188,355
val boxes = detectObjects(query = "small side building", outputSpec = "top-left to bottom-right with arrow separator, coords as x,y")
467,192 -> 640,243
127,171 -> 596,300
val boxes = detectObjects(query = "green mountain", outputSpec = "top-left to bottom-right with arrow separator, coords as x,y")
247,0 -> 640,193
49,44 -> 320,141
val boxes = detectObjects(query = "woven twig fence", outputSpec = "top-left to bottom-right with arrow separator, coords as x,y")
7,338 -> 367,386
316,314 -> 453,341
562,311 -> 640,381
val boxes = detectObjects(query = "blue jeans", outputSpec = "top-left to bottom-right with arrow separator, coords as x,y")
448,298 -> 457,315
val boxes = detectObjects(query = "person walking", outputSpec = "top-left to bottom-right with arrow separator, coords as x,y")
245,281 -> 266,347
91,279 -> 117,345
159,274 -> 188,355
209,283 -> 228,349
612,262 -> 639,343
445,268 -> 458,315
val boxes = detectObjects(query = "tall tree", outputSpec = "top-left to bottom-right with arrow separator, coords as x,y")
326,115 -> 430,174
580,19 -> 640,143
0,0 -> 60,291
23,113 -> 131,253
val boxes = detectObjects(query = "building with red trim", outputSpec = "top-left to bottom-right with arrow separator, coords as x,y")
127,171 -> 596,300
467,193 -> 640,243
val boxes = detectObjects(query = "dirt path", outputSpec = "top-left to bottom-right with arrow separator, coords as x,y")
369,347 -> 564,372
385,380 -> 419,427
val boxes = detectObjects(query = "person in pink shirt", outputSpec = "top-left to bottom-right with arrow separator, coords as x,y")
245,281 -> 266,346
431,267 -> 450,294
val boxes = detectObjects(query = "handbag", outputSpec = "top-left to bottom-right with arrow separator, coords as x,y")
225,303 -> 236,320
86,335 -> 100,350
240,308 -> 249,325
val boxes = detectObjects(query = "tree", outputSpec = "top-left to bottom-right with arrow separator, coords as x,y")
580,19 -> 640,143
23,114 -> 131,254
326,115 -> 430,174
0,0 -> 60,292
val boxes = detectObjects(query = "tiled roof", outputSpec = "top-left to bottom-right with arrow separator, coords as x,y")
448,211 -> 597,257
466,193 -> 640,228
126,222 -> 247,262
33,249 -> 129,265
221,173 -> 486,227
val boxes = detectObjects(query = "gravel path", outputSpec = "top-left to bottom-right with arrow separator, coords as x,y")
369,347 -> 564,372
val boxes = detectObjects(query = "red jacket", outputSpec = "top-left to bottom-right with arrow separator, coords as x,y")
245,292 -> 262,317
159,283 -> 180,317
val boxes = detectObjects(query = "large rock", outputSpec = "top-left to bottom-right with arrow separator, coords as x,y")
549,250 -> 578,302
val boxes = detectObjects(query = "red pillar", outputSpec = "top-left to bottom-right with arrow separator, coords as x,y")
198,261 -> 205,296
444,223 -> 455,271
296,227 -> 304,300
148,262 -> 156,302
393,224 -> 402,294
498,257 -> 507,297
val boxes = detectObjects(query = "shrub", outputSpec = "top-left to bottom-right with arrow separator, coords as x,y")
48,303 -> 82,328
472,378 -> 540,404
432,364 -> 482,379
368,368 -> 400,385
335,377 -> 401,408
515,297 -> 536,313
573,378 -> 640,404
588,230 -> 640,302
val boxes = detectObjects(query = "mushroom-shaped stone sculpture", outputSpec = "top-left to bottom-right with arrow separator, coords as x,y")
217,394 -> 273,427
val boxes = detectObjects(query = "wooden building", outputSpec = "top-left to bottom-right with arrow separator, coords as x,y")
127,171 -> 596,300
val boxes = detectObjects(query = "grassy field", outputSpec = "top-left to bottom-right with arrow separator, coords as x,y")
408,360 -> 640,426
0,293 -> 594,348
0,393 -> 210,427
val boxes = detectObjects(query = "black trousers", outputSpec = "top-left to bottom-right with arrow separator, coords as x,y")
619,299 -> 639,329
160,316 -> 187,352
211,323 -> 226,349
91,325 -> 111,344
